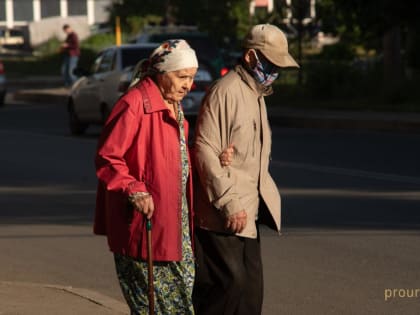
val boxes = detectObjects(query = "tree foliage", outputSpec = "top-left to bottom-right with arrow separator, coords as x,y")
317,0 -> 420,50
107,0 -> 252,47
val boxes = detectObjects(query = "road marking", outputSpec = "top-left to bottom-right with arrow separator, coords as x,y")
280,188 -> 420,200
272,160 -> 420,185
0,129 -> 97,142
0,185 -> 95,195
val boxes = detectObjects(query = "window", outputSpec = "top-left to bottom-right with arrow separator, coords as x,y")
68,0 -> 87,16
96,49 -> 115,73
0,0 -> 5,21
91,53 -> 103,74
94,0 -> 111,23
41,0 -> 60,18
13,1 -> 34,21
121,47 -> 156,69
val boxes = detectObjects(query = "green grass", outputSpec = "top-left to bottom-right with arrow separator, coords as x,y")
3,48 -> 97,78
3,55 -> 62,78
3,33 -> 119,78
266,81 -> 420,113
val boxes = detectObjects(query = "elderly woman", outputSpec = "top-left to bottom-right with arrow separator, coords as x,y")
94,39 -> 204,314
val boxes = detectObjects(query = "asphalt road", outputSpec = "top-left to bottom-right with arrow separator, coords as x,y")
0,100 -> 419,315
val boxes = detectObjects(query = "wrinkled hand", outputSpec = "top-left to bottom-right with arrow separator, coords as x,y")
219,144 -> 234,167
226,210 -> 247,233
133,195 -> 155,219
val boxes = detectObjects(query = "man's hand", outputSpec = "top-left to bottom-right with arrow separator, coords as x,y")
133,195 -> 155,219
226,210 -> 247,233
219,144 -> 234,167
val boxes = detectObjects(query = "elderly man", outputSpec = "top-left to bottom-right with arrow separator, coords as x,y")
193,24 -> 299,315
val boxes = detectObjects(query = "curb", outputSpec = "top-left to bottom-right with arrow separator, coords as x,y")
0,281 -> 129,314
7,88 -> 420,134
49,285 -> 129,314
269,113 -> 420,133
11,89 -> 69,105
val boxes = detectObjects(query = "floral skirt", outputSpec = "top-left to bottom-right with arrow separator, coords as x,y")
114,252 -> 195,315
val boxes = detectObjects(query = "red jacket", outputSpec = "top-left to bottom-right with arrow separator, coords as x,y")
94,77 -> 193,261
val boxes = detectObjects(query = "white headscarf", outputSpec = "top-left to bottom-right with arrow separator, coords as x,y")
129,39 -> 198,88
149,39 -> 198,73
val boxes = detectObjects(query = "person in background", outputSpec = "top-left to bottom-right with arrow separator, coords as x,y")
94,39 -> 232,315
193,24 -> 300,315
61,24 -> 80,86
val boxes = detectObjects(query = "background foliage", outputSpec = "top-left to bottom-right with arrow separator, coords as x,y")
4,0 -> 420,111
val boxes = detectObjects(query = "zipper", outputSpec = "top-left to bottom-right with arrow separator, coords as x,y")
175,107 -> 183,259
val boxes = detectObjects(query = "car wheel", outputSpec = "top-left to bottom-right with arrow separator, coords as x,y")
68,99 -> 88,135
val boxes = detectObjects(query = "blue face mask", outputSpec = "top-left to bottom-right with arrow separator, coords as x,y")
251,51 -> 279,86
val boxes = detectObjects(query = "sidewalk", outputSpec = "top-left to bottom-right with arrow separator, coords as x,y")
6,84 -> 420,133
0,281 -> 129,315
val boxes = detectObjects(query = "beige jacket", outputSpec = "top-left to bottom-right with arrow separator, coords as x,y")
194,64 -> 281,238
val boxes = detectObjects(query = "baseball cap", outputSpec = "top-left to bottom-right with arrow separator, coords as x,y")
243,24 -> 299,68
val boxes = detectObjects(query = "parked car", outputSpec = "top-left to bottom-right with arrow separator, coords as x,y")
130,25 -> 228,79
0,28 -> 25,47
0,60 -> 6,106
68,43 -> 158,135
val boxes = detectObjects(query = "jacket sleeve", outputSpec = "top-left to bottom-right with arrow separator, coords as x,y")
194,88 -> 243,216
95,91 -> 147,196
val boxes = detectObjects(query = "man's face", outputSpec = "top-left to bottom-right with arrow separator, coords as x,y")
156,67 -> 197,104
244,49 -> 279,86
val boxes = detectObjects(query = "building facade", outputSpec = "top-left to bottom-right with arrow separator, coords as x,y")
0,0 -> 113,28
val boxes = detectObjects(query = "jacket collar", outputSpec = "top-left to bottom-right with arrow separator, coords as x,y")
136,77 -> 168,114
234,64 -> 273,97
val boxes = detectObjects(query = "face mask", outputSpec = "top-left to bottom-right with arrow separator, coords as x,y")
250,51 -> 279,86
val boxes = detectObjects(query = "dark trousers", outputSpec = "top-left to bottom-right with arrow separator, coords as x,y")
193,227 -> 263,315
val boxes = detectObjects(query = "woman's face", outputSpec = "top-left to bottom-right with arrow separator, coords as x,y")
156,67 -> 197,104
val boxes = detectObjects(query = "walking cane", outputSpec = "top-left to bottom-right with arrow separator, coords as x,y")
146,218 -> 154,315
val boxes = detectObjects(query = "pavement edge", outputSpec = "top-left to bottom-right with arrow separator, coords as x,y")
0,281 -> 129,314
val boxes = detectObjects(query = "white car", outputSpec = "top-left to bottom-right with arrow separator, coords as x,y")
0,60 -> 6,106
68,43 -> 158,135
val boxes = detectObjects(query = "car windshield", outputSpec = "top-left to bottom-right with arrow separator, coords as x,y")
121,47 -> 156,69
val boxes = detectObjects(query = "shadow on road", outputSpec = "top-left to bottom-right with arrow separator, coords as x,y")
282,193 -> 420,230
0,185 -> 95,225
1,184 -> 420,231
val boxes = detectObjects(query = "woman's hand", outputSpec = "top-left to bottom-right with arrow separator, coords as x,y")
131,193 -> 155,219
219,144 -> 234,167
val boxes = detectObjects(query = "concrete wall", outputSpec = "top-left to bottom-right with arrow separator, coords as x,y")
94,0 -> 112,24
28,16 -> 90,47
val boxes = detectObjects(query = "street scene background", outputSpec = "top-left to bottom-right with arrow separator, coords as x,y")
1,0 -> 420,314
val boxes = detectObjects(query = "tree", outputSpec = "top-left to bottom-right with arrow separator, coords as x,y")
107,0 -> 167,34
317,0 -> 420,94
107,0 -> 251,47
